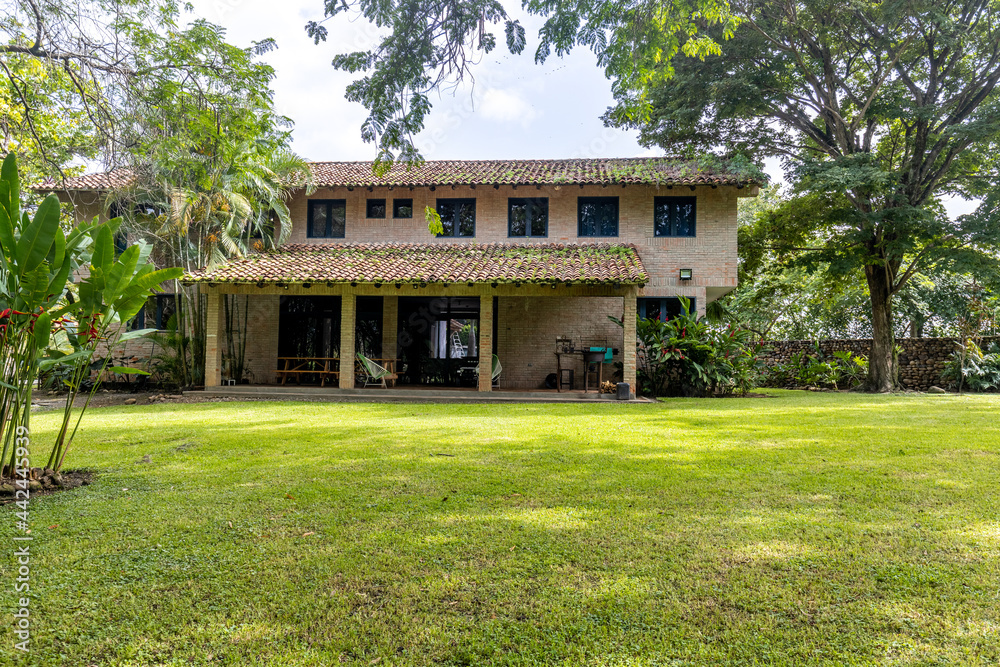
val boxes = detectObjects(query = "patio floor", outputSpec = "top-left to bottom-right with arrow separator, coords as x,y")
191,384 -> 652,404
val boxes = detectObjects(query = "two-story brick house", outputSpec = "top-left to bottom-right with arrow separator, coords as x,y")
47,158 -> 759,395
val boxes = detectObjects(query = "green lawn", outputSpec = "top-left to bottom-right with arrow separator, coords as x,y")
2,391 -> 999,666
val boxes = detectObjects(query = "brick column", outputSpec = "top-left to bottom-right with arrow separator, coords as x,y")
623,287 -> 637,397
478,294 -> 493,392
381,295 -> 398,360
204,289 -> 223,387
339,293 -> 356,389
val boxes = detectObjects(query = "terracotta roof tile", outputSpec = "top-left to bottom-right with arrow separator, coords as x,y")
183,242 -> 648,286
307,158 -> 759,188
35,158 -> 760,192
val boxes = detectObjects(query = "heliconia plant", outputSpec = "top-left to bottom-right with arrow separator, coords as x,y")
0,153 -> 96,476
42,224 -> 182,471
0,153 -> 182,476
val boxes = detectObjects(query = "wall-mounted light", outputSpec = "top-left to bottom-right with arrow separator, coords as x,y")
679,268 -> 693,281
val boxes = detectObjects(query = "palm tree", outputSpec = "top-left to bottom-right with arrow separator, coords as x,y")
113,143 -> 314,386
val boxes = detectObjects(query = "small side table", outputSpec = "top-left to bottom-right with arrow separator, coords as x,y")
559,368 -> 574,391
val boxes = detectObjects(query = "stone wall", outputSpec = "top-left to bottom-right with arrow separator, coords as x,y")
759,337 -> 1000,390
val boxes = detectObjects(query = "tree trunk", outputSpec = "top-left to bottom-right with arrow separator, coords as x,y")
865,265 -> 897,392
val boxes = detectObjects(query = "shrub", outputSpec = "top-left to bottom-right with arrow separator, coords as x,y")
760,345 -> 868,390
624,298 -> 762,397
942,341 -> 1000,392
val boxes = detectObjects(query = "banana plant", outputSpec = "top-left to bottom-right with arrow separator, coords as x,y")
42,224 -> 182,471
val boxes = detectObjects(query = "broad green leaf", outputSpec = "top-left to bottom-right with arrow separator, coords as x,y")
116,327 -> 160,342
105,244 -> 141,303
1,153 -> 18,221
38,349 -> 92,371
45,255 -> 74,306
15,195 -> 60,277
50,227 -> 66,271
34,311 -> 52,349
116,267 -> 184,303
107,366 -> 151,375
91,224 -> 114,271
17,266 -> 50,312
0,181 -> 14,258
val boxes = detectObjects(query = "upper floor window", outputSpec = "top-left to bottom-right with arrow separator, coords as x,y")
435,199 -> 476,237
366,198 -> 387,218
508,198 -> 548,237
393,198 -> 413,218
308,200 -> 346,238
578,197 -> 619,237
654,196 -> 696,237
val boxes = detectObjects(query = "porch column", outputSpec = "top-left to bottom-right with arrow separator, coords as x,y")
478,294 -> 493,392
204,289 -> 223,387
382,295 -> 398,360
339,293 -> 356,389
623,287 -> 638,397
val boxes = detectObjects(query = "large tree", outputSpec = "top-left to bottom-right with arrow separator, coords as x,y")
311,0 -> 1000,391
1,0 -> 280,182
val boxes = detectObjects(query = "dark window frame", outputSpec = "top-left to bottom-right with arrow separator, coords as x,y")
307,199 -> 347,239
577,197 -> 620,237
392,198 -> 413,218
638,297 -> 695,322
507,197 -> 549,238
366,198 -> 387,219
654,196 -> 697,237
435,198 -> 476,238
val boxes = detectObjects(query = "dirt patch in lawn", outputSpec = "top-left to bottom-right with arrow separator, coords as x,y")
0,468 -> 95,502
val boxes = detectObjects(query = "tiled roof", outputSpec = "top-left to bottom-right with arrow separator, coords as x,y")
307,158 -> 759,187
182,243 -> 648,286
35,158 -> 760,191
33,168 -> 134,191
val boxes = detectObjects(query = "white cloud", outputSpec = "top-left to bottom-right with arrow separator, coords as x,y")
478,88 -> 537,126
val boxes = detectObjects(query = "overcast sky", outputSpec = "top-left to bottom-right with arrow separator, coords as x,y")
185,0 -> 978,218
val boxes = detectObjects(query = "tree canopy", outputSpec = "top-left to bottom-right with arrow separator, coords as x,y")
1,0 -> 285,183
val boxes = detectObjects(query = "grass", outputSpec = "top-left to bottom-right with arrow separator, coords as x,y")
2,390 -> 999,666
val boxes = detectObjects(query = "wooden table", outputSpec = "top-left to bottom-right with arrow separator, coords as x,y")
277,357 -> 400,387
276,357 -> 340,387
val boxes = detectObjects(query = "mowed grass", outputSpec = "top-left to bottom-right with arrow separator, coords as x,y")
2,391 -> 999,666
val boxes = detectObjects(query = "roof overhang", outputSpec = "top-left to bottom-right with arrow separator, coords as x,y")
183,242 -> 648,287
34,158 -> 765,193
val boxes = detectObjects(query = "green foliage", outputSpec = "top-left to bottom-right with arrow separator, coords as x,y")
761,345 -> 869,391
0,152 -> 180,474
0,152 -> 94,475
943,342 -> 1000,392
2,1 -> 291,185
616,0 -> 1000,391
425,205 -> 444,236
619,297 -> 761,397
43,226 -> 182,471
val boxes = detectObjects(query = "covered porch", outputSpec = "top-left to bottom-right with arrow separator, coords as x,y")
187,243 -> 645,395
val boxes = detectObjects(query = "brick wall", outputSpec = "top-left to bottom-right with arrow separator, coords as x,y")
283,183 -> 748,316
496,296 -> 625,389
759,337 -> 1000,390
